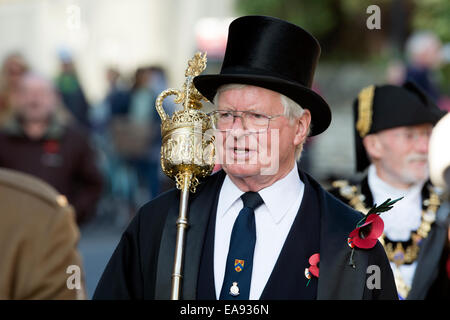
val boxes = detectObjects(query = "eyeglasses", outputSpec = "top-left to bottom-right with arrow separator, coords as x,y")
209,110 -> 284,133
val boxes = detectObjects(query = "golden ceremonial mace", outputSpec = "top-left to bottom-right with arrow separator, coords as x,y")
155,52 -> 215,300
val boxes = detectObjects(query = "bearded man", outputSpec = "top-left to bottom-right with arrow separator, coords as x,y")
330,82 -> 448,299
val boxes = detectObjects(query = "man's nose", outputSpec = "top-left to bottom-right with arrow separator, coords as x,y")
229,115 -> 246,136
415,134 -> 430,153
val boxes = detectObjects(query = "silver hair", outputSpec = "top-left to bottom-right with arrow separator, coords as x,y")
213,84 -> 310,160
406,31 -> 441,61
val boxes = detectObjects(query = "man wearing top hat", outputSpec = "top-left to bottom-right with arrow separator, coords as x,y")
94,15 -> 397,300
329,82 -> 448,299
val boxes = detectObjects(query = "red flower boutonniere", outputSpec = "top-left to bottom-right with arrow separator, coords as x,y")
43,140 -> 60,154
305,253 -> 320,286
348,213 -> 384,249
348,197 -> 403,268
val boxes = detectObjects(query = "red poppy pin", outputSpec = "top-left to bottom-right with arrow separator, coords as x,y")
43,140 -> 60,154
305,253 -> 320,286
348,197 -> 403,268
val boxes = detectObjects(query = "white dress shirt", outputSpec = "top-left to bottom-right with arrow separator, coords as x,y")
214,163 -> 304,300
367,164 -> 425,288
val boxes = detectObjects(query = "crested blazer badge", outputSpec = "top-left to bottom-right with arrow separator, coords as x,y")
234,259 -> 245,272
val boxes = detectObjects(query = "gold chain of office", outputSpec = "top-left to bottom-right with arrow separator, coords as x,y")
332,180 -> 440,267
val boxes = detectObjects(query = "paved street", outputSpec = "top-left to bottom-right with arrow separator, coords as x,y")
78,222 -> 124,299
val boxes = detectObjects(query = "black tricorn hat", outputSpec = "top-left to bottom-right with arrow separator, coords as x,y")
353,80 -> 447,172
193,15 -> 331,136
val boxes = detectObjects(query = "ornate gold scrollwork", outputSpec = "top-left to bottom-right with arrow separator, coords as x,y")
155,52 -> 214,300
156,52 -> 215,188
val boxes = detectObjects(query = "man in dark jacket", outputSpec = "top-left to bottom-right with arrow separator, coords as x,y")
94,16 -> 397,300
329,82 -> 448,299
0,73 -> 103,225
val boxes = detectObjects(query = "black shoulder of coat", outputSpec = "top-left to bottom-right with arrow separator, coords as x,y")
304,171 -> 365,230
136,170 -> 226,226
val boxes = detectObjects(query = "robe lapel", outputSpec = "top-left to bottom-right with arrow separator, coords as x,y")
259,171 -> 320,299
260,171 -> 369,300
196,191 -> 220,299
154,171 -> 226,299
314,174 -> 369,299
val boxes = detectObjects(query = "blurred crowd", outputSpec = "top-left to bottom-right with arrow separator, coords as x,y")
386,30 -> 450,111
0,51 -> 176,229
0,49 -> 179,298
89,63 -> 177,226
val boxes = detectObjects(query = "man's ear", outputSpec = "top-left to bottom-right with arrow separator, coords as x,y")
362,134 -> 383,160
293,109 -> 311,147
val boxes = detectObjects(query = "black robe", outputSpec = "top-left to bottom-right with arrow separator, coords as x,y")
93,169 -> 397,300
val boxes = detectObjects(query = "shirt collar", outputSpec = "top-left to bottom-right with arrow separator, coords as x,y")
220,163 -> 303,224
367,164 -> 424,201
218,174 -> 244,218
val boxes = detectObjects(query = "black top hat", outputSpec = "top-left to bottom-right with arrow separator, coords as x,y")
353,80 -> 447,172
193,15 -> 331,136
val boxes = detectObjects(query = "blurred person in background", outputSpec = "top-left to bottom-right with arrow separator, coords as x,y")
130,66 -> 191,195
55,49 -> 91,128
88,67 -> 134,227
110,67 -> 160,203
0,168 -> 86,299
147,65 -> 176,194
0,72 -> 103,226
329,81 -> 448,299
105,67 -> 130,118
386,59 -> 406,86
128,66 -> 161,200
147,66 -> 176,115
428,112 -> 450,285
128,67 -> 155,124
147,66 -> 167,96
90,67 -> 130,134
0,52 -> 28,125
404,31 -> 443,103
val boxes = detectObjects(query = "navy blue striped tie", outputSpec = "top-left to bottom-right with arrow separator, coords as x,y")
219,192 -> 264,300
